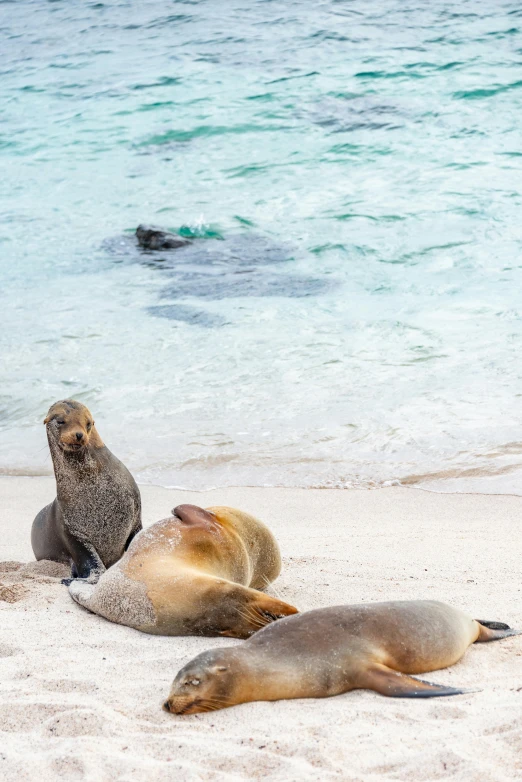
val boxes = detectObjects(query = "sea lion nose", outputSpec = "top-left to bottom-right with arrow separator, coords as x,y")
163,701 -> 171,712
75,432 -> 84,442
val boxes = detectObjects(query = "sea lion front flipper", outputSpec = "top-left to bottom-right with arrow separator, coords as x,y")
68,579 -> 96,610
63,537 -> 105,585
363,664 -> 469,698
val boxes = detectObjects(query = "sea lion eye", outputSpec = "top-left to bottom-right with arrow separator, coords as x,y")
187,679 -> 200,687
56,419 -> 65,425
86,422 -> 92,431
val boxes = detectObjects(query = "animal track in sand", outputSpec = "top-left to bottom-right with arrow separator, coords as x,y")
368,749 -> 464,779
38,678 -> 96,694
0,643 -> 21,658
0,703 -> 63,732
18,560 -> 69,581
483,719 -> 519,736
0,582 -> 28,603
51,756 -> 86,780
0,561 -> 23,574
427,705 -> 467,720
501,728 -> 522,754
44,709 -> 107,737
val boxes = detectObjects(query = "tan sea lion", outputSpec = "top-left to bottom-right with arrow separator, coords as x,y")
164,600 -> 518,714
68,504 -> 298,638
31,400 -> 142,584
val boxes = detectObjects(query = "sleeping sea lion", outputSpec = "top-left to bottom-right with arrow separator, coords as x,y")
163,600 -> 518,713
68,504 -> 298,638
31,400 -> 142,584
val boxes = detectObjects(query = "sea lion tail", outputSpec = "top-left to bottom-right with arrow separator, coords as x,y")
475,620 -> 520,642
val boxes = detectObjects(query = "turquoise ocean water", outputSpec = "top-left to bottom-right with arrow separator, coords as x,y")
2,0 -> 522,491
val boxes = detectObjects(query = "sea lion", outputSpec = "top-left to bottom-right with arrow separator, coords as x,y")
31,400 -> 142,584
136,224 -> 191,250
68,504 -> 298,638
163,600 -> 518,714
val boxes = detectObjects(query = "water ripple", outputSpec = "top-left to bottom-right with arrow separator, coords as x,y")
1,0 -> 522,491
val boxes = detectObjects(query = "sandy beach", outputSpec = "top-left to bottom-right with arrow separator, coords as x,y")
0,476 -> 521,781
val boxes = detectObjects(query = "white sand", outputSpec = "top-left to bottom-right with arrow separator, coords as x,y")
1,476 -> 522,781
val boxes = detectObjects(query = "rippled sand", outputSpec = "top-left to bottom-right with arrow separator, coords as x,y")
1,477 -> 522,780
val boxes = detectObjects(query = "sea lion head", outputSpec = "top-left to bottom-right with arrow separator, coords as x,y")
44,399 -> 103,453
164,648 -> 239,715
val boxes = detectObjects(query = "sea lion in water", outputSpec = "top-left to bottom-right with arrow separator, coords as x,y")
31,400 -> 142,584
163,600 -> 518,713
68,504 -> 298,638
136,224 -> 191,250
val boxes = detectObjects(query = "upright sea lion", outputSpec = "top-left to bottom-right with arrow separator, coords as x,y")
31,400 -> 142,584
164,600 -> 518,714
68,504 -> 298,638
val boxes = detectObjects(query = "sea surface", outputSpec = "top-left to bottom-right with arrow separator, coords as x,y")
2,0 -> 522,491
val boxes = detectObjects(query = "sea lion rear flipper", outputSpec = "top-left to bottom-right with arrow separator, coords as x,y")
172,505 -> 216,527
363,664 -> 470,698
475,620 -> 520,642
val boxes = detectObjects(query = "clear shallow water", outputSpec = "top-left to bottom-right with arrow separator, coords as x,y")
2,0 -> 522,491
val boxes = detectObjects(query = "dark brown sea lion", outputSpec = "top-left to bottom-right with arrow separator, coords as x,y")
163,600 -> 518,714
136,224 -> 191,250
68,504 -> 298,638
31,400 -> 142,584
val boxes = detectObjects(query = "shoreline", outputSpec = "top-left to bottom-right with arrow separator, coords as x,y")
1,476 -> 522,779
2,470 -> 522,498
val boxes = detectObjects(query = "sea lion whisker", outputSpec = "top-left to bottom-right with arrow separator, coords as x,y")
203,695 -> 230,704
261,575 -> 284,600
252,606 -> 282,626
177,699 -> 203,715
237,606 -> 266,629
198,698 -> 232,711
249,609 -> 271,628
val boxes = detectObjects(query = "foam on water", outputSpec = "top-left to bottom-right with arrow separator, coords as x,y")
2,0 -> 522,492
